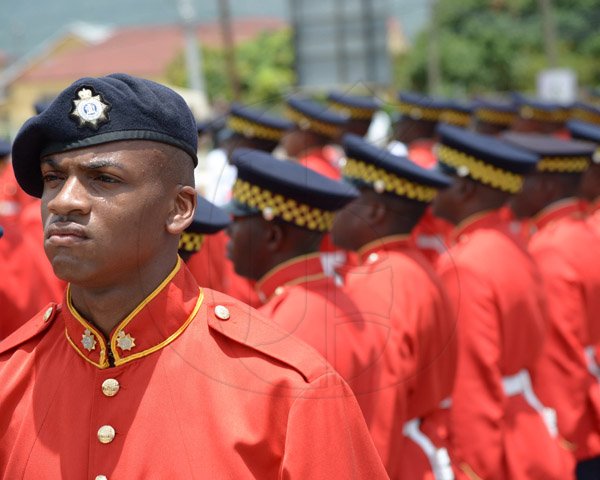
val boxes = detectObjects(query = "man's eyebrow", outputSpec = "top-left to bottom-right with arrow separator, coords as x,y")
40,158 -> 126,170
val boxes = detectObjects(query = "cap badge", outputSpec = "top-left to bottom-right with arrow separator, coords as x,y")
70,86 -> 111,130
81,329 -> 97,352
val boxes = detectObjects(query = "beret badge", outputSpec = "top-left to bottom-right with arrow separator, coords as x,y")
70,86 -> 111,130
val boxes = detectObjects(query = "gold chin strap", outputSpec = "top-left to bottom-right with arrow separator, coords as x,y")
178,232 -> 205,253
227,115 -> 286,142
436,144 -> 524,193
343,158 -> 438,202
232,179 -> 333,232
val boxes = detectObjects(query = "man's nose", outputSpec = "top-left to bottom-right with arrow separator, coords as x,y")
46,176 -> 91,216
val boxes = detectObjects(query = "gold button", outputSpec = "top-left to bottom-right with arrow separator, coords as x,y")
95,476 -> 108,480
97,425 -> 116,444
43,307 -> 53,322
274,286 -> 284,296
368,253 -> 379,263
214,305 -> 230,320
101,379 -> 120,397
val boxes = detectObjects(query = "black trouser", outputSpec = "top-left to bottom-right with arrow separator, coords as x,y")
576,456 -> 600,480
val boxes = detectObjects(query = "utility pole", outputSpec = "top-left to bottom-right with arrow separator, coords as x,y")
427,0 -> 441,95
177,0 -> 205,94
217,0 -> 241,101
538,0 -> 558,68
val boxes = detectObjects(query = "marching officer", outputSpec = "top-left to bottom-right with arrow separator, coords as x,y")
332,134 -> 457,479
432,124 -> 573,480
502,132 -> 600,480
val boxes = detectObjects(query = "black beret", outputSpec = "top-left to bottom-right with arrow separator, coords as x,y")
12,73 -> 198,198
436,124 -> 539,193
342,133 -> 449,203
226,148 -> 358,232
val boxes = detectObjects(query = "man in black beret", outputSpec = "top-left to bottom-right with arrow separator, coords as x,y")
0,73 -> 388,479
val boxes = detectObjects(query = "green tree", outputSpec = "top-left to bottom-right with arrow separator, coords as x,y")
167,29 -> 295,105
397,0 -> 600,94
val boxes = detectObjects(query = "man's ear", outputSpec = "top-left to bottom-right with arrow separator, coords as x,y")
264,220 -> 285,252
457,177 -> 477,201
166,185 -> 196,235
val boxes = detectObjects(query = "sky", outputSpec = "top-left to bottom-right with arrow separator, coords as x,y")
0,0 -> 428,60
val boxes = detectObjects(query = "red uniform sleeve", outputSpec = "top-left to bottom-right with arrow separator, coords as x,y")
279,372 -> 389,479
442,265 -> 506,480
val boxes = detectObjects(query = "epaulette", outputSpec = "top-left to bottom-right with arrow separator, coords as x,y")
0,302 -> 59,355
202,289 -> 327,383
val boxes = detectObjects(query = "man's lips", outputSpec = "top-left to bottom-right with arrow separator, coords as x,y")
45,223 -> 89,245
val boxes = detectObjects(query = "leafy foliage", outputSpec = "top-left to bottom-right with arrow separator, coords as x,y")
395,0 -> 600,94
166,28 -> 295,105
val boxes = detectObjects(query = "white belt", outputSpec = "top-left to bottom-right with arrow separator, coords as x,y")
584,346 -> 600,383
502,369 -> 557,438
403,419 -> 455,480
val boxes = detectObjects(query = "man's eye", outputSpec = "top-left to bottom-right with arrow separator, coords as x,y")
42,173 -> 60,183
95,174 -> 120,184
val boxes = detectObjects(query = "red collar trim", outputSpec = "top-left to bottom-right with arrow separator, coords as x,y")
533,198 -> 586,231
357,234 -> 412,264
256,253 -> 325,304
64,258 -> 203,369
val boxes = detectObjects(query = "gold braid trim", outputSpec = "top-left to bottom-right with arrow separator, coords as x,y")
440,110 -> 471,127
537,156 -> 590,173
227,115 -> 286,141
519,106 -> 570,123
232,179 -> 334,232
328,100 -> 376,120
397,101 -> 443,121
572,108 -> 600,126
343,158 -> 438,202
178,232 -> 205,253
475,108 -> 516,126
286,106 -> 342,138
437,144 -> 524,193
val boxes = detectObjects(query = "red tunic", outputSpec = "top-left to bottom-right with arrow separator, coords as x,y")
437,210 -> 573,480
341,235 -> 457,479
186,230 -> 261,308
408,139 -> 437,169
411,207 -> 453,266
0,218 -> 64,340
528,199 -> 600,462
297,147 -> 341,180
256,253 -> 399,470
0,259 -> 388,479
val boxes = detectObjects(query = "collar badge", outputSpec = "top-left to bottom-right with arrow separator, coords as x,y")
70,86 -> 111,130
116,330 -> 136,351
81,329 -> 97,352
